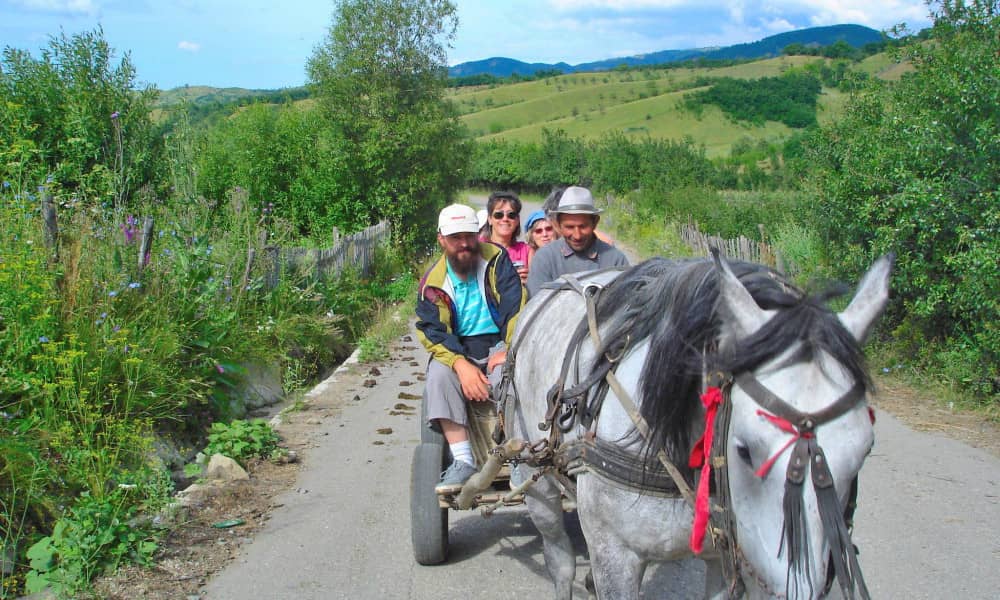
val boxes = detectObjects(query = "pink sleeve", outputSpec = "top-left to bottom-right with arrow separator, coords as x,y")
507,242 -> 531,265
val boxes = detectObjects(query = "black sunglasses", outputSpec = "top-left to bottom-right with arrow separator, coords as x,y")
492,210 -> 519,220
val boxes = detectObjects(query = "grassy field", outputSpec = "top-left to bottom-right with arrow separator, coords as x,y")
449,55 -> 890,156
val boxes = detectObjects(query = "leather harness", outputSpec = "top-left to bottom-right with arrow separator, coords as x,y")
496,265 -> 871,599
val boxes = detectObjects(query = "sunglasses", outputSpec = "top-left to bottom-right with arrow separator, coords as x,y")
533,225 -> 554,233
492,210 -> 519,220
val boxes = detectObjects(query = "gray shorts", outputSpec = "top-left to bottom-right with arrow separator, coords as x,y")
424,357 -> 504,428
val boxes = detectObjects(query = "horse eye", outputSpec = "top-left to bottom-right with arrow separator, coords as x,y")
736,444 -> 753,467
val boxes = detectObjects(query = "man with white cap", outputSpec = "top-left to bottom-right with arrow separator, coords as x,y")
416,203 -> 525,492
526,186 -> 629,297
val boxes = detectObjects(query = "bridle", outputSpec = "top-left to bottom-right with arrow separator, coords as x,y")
499,267 -> 874,599
697,369 -> 872,599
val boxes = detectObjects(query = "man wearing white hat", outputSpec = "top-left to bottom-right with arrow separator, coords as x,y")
526,186 -> 629,297
416,203 -> 525,492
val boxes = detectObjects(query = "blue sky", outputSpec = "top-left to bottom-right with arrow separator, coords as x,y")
0,1 -> 933,90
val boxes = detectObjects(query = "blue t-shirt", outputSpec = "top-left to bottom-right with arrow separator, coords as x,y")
446,261 -> 500,337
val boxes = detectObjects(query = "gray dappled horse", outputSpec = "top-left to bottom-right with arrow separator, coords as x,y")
504,253 -> 892,599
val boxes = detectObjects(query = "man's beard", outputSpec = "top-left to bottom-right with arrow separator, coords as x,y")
447,245 -> 479,277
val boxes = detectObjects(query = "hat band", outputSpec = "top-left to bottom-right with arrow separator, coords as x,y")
556,204 -> 601,213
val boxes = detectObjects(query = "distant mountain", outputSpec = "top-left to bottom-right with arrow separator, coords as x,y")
448,24 -> 884,78
448,57 -> 572,78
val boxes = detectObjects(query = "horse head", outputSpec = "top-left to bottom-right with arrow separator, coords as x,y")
713,253 -> 893,599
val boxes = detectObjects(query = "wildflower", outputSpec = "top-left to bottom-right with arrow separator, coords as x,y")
122,215 -> 137,244
38,336 -> 50,343
882,367 -> 890,373
113,325 -> 121,333
100,312 -> 108,318
108,290 -> 118,297
128,282 -> 141,289
1,181 -> 9,189
216,363 -> 225,374
110,111 -> 120,120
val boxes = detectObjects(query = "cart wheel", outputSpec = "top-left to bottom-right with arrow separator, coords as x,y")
410,442 -> 448,565
420,390 -> 445,445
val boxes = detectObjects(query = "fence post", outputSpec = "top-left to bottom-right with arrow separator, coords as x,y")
139,216 -> 154,271
41,193 -> 59,261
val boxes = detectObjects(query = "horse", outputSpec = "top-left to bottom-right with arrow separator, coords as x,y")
501,252 -> 892,599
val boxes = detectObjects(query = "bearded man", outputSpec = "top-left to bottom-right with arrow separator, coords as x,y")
416,203 -> 525,492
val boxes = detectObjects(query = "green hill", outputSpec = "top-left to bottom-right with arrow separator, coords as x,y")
450,55 -> 896,156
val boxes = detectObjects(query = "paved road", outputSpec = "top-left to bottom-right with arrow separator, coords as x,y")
204,320 -> 1000,599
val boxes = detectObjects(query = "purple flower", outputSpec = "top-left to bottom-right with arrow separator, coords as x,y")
1,181 -> 9,189
110,111 -> 120,120
38,336 -> 50,343
108,290 -> 118,297
128,282 -> 141,289
216,363 -> 225,374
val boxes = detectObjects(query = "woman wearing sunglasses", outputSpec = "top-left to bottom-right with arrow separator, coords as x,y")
524,209 -> 556,254
485,191 -> 532,284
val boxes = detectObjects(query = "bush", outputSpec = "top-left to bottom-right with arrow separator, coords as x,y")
204,419 -> 280,466
806,0 -> 999,399
0,28 -> 162,206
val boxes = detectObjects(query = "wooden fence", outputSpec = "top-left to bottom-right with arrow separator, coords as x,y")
264,221 -> 391,287
680,222 -> 791,273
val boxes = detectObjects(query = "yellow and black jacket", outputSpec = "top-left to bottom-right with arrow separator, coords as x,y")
416,243 -> 525,368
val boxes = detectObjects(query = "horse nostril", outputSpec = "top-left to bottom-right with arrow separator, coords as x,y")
736,444 -> 753,467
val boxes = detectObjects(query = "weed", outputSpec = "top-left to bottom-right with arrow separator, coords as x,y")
203,419 -> 280,467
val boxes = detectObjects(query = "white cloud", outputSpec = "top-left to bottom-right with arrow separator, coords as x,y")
11,0 -> 97,14
177,40 -> 201,52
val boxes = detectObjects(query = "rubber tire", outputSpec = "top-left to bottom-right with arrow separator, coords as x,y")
410,442 -> 449,565
420,389 -> 446,445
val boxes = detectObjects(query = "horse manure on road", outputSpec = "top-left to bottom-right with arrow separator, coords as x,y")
376,427 -> 393,435
398,392 -> 421,400
368,367 -> 382,376
363,379 -> 377,388
394,403 -> 415,410
399,381 -> 413,386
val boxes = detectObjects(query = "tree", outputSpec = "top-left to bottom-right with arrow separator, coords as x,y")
307,0 -> 469,245
0,28 -> 160,205
807,0 -> 999,396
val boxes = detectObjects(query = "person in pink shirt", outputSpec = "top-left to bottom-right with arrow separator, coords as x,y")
486,191 -> 532,284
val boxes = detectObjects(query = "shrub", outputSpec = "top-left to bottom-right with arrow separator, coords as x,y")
204,419 -> 280,466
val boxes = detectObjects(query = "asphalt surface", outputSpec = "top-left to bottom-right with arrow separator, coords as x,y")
203,318 -> 1000,599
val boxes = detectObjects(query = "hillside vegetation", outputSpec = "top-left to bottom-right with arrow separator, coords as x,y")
448,55 -> 884,155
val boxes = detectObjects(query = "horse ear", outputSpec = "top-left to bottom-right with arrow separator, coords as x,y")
712,248 -> 773,338
838,254 -> 894,343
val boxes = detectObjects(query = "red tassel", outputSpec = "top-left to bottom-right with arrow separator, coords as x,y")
689,386 -> 723,554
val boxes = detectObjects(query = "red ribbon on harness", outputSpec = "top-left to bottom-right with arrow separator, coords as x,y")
688,386 -> 722,554
753,410 -> 814,478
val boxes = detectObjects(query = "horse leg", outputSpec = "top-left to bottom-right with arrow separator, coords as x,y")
588,540 -> 643,600
523,471 -> 576,600
703,558 -> 727,600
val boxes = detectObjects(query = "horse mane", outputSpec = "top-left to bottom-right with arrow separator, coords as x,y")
591,257 -> 873,472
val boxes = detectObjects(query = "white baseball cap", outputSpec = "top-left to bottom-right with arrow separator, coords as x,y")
476,209 -> 489,230
438,204 -> 480,236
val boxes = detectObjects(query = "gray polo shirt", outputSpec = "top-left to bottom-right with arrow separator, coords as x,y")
526,237 -> 630,297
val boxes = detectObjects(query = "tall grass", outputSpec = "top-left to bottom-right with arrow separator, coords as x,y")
0,180 -> 402,596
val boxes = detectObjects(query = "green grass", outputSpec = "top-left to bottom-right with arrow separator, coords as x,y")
450,54 -> 897,156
